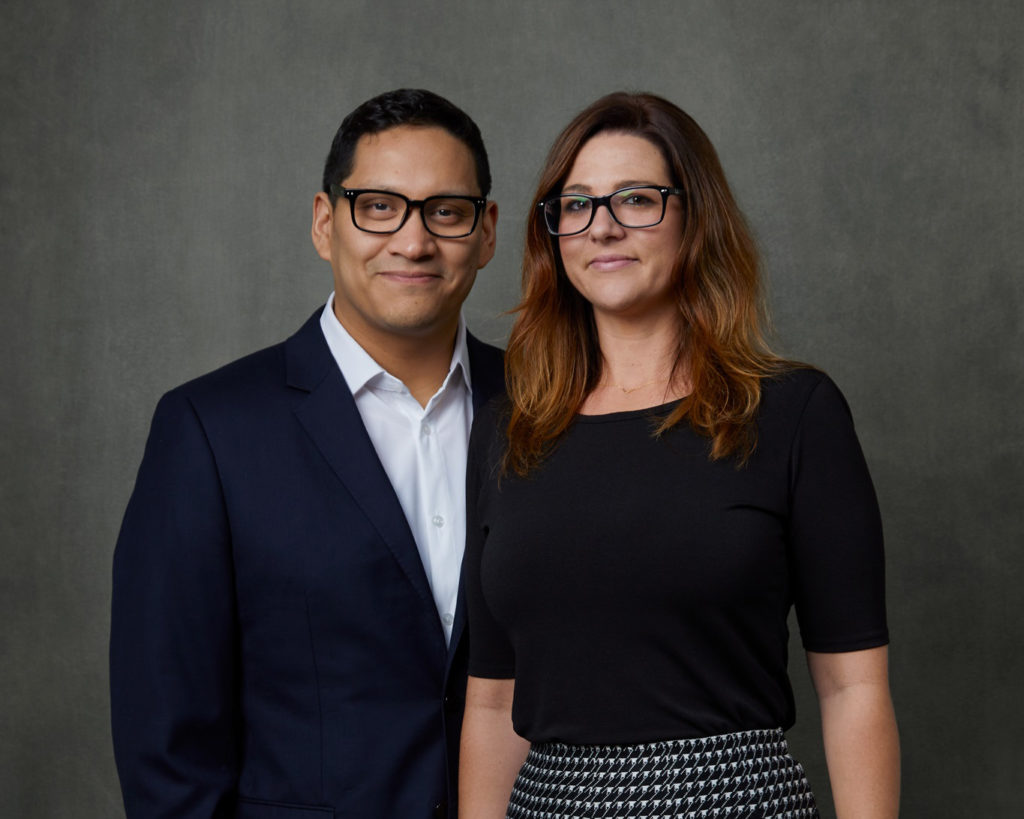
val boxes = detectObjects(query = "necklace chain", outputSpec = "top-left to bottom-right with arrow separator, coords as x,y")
601,377 -> 665,394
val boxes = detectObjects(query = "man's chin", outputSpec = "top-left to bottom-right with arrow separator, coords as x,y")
373,310 -> 461,343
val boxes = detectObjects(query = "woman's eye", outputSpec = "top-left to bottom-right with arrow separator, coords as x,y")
620,192 -> 656,207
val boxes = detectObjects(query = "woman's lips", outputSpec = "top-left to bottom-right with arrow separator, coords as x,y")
587,255 -> 636,271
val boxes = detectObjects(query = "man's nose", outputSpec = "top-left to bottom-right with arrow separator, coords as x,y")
388,207 -> 437,257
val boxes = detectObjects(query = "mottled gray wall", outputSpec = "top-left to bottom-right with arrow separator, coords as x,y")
2,1 -> 1021,816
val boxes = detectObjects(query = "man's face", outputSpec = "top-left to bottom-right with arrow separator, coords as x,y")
312,125 -> 497,351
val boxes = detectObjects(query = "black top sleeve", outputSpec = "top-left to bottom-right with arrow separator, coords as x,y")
788,375 -> 888,651
465,399 -> 517,678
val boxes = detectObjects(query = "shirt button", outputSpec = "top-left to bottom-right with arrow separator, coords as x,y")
422,422 -> 432,436
432,514 -> 445,528
442,612 -> 454,626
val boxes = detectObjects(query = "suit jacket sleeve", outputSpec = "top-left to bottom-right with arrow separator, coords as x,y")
110,389 -> 240,818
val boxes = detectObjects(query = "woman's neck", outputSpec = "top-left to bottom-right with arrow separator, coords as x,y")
580,313 -> 690,415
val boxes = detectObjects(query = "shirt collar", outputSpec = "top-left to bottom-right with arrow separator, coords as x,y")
318,293 -> 471,397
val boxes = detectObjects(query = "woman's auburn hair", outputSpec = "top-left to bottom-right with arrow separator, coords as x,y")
503,91 -> 791,476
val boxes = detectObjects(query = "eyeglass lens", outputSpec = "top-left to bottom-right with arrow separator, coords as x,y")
351,191 -> 479,237
544,187 -> 667,235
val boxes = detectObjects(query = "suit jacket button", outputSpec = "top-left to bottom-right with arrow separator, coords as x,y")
433,801 -> 447,818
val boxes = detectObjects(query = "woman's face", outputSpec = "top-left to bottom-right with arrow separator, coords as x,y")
557,131 -> 685,325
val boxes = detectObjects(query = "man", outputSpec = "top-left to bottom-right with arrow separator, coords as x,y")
110,89 -> 502,819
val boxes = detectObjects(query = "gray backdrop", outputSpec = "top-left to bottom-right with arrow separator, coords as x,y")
2,1 -> 1021,816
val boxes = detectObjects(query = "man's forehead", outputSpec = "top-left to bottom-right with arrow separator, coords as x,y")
345,125 -> 480,195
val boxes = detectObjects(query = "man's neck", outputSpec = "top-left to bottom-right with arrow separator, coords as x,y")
339,315 -> 459,408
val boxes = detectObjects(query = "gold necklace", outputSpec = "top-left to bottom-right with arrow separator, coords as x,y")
601,377 -> 666,394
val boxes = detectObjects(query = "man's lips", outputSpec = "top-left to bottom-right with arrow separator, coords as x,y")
376,270 -> 443,283
587,255 -> 636,271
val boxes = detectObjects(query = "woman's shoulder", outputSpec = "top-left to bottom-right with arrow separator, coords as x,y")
759,364 -> 853,425
762,363 -> 825,395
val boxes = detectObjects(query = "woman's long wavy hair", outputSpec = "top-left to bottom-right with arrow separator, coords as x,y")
504,92 -> 791,476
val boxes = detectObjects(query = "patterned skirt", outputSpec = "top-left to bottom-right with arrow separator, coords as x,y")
506,728 -> 819,818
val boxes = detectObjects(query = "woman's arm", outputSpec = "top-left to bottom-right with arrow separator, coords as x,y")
459,676 -> 531,819
807,645 -> 900,818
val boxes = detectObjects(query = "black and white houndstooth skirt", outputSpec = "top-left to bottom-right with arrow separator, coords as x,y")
506,728 -> 819,818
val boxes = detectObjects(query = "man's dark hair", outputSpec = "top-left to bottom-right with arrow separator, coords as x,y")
322,88 -> 491,202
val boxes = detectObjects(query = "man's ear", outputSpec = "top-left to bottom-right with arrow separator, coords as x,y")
311,192 -> 335,261
476,200 -> 498,269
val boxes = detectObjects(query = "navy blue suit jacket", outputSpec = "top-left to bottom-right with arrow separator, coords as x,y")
110,310 -> 505,819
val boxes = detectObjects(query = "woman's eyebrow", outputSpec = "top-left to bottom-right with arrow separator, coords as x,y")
561,180 -> 660,194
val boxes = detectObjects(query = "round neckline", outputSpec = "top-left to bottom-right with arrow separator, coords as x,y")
574,397 -> 684,423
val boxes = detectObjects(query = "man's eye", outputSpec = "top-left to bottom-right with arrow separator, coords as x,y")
362,199 -> 399,213
427,200 -> 473,222
356,196 -> 403,220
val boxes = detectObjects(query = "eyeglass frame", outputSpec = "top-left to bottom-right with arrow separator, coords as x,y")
329,184 -> 488,238
538,185 -> 685,236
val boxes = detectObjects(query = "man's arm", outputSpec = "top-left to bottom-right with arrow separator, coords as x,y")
110,390 -> 240,818
807,646 -> 900,818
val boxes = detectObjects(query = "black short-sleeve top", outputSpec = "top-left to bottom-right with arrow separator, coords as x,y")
464,369 -> 888,745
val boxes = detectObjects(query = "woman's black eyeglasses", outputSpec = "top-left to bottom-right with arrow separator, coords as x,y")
539,185 -> 684,236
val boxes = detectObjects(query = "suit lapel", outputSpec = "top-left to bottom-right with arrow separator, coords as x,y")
447,333 -> 506,664
285,312 -> 437,613
285,314 -> 506,663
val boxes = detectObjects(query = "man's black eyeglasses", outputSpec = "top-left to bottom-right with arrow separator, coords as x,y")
330,185 -> 487,238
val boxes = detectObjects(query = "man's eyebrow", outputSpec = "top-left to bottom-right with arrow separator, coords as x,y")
348,185 -> 481,198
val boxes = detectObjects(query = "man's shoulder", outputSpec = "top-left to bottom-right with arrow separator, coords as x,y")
162,311 -> 325,415
466,332 -> 505,401
161,340 -> 285,418
466,333 -> 503,358
180,342 -> 284,395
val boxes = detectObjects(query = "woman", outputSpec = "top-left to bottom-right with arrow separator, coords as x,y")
460,92 -> 899,818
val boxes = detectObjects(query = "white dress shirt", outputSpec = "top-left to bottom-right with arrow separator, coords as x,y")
319,294 -> 473,645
